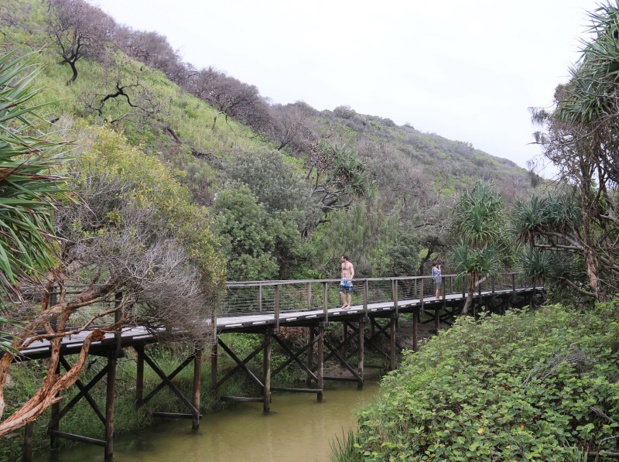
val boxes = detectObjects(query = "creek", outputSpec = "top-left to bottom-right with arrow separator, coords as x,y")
33,381 -> 380,462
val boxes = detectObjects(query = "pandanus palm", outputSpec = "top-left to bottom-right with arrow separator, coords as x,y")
451,182 -> 507,314
0,51 -> 66,297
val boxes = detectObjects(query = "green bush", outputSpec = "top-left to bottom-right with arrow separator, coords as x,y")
351,303 -> 619,461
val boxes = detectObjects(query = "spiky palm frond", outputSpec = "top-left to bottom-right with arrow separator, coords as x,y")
0,50 -> 66,293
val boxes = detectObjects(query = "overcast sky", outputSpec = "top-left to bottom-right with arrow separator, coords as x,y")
89,0 -> 602,177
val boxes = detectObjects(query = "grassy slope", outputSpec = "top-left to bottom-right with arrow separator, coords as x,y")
3,0 -> 532,206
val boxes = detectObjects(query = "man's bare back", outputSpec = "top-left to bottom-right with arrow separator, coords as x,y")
339,255 -> 354,308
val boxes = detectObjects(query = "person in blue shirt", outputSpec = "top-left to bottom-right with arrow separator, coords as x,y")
339,255 -> 355,308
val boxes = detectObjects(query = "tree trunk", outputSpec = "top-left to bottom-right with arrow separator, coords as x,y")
461,274 -> 477,314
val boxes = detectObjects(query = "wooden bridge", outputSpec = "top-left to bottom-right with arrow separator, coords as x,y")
16,273 -> 544,460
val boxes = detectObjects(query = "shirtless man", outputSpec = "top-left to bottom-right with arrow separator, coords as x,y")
339,255 -> 355,309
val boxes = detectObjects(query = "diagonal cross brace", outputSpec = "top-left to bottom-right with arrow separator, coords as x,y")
215,337 -> 267,391
323,336 -> 362,382
271,334 -> 318,381
50,357 -> 109,427
140,353 -> 199,415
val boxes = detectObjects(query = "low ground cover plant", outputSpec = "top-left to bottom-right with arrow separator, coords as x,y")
350,303 -> 619,461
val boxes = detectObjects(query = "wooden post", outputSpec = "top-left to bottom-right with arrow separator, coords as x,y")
357,318 -> 365,389
434,307 -> 440,334
317,324 -> 325,402
192,349 -> 202,430
323,282 -> 328,322
49,360 -> 60,455
135,345 -> 144,407
363,279 -> 369,316
114,292 -> 123,358
412,306 -> 419,352
390,314 -> 397,371
22,422 -> 34,462
104,349 -> 117,460
210,334 -> 218,398
263,329 -> 272,414
442,276 -> 447,311
274,285 -> 280,334
306,326 -> 314,387
393,279 -> 399,314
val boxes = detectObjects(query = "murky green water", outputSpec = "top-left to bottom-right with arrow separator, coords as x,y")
34,382 -> 379,462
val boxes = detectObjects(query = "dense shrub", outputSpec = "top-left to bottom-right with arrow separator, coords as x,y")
351,304 -> 619,461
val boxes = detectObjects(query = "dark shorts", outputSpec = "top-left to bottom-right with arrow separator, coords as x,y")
339,284 -> 353,293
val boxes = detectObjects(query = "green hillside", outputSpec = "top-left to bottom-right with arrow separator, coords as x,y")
0,0 -> 537,282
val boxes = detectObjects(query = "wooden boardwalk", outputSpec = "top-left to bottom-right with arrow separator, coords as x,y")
19,288 -> 535,358
15,274 -> 544,460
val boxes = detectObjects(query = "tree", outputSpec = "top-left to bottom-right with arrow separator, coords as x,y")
450,182 -> 510,313
186,67 -> 271,131
112,26 -> 189,85
0,116 -> 225,436
306,142 -> 374,214
512,193 -> 591,299
47,0 -> 115,83
80,55 -> 159,125
222,148 -> 317,212
212,183 -> 279,280
268,102 -> 321,153
309,199 -> 412,278
530,2 -> 619,302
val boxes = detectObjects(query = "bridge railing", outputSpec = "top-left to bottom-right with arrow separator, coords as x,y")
224,273 -> 532,318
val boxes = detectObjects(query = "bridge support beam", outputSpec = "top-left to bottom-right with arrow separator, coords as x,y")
390,314 -> 397,371
306,326 -> 314,387
317,323 -> 325,402
263,329 -> 272,414
104,349 -> 117,460
413,307 -> 419,352
357,318 -> 365,389
192,349 -> 202,429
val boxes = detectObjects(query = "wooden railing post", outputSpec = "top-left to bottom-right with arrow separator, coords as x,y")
258,285 -> 263,312
363,279 -> 369,317
420,278 -> 425,311
307,282 -> 312,310
512,273 -> 516,293
392,278 -> 399,316
442,276 -> 446,309
323,282 -> 328,323
274,285 -> 280,334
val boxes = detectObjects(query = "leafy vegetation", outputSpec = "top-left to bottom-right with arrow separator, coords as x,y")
350,304 -> 619,461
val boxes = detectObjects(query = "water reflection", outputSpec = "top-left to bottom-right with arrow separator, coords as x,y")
34,382 -> 379,462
